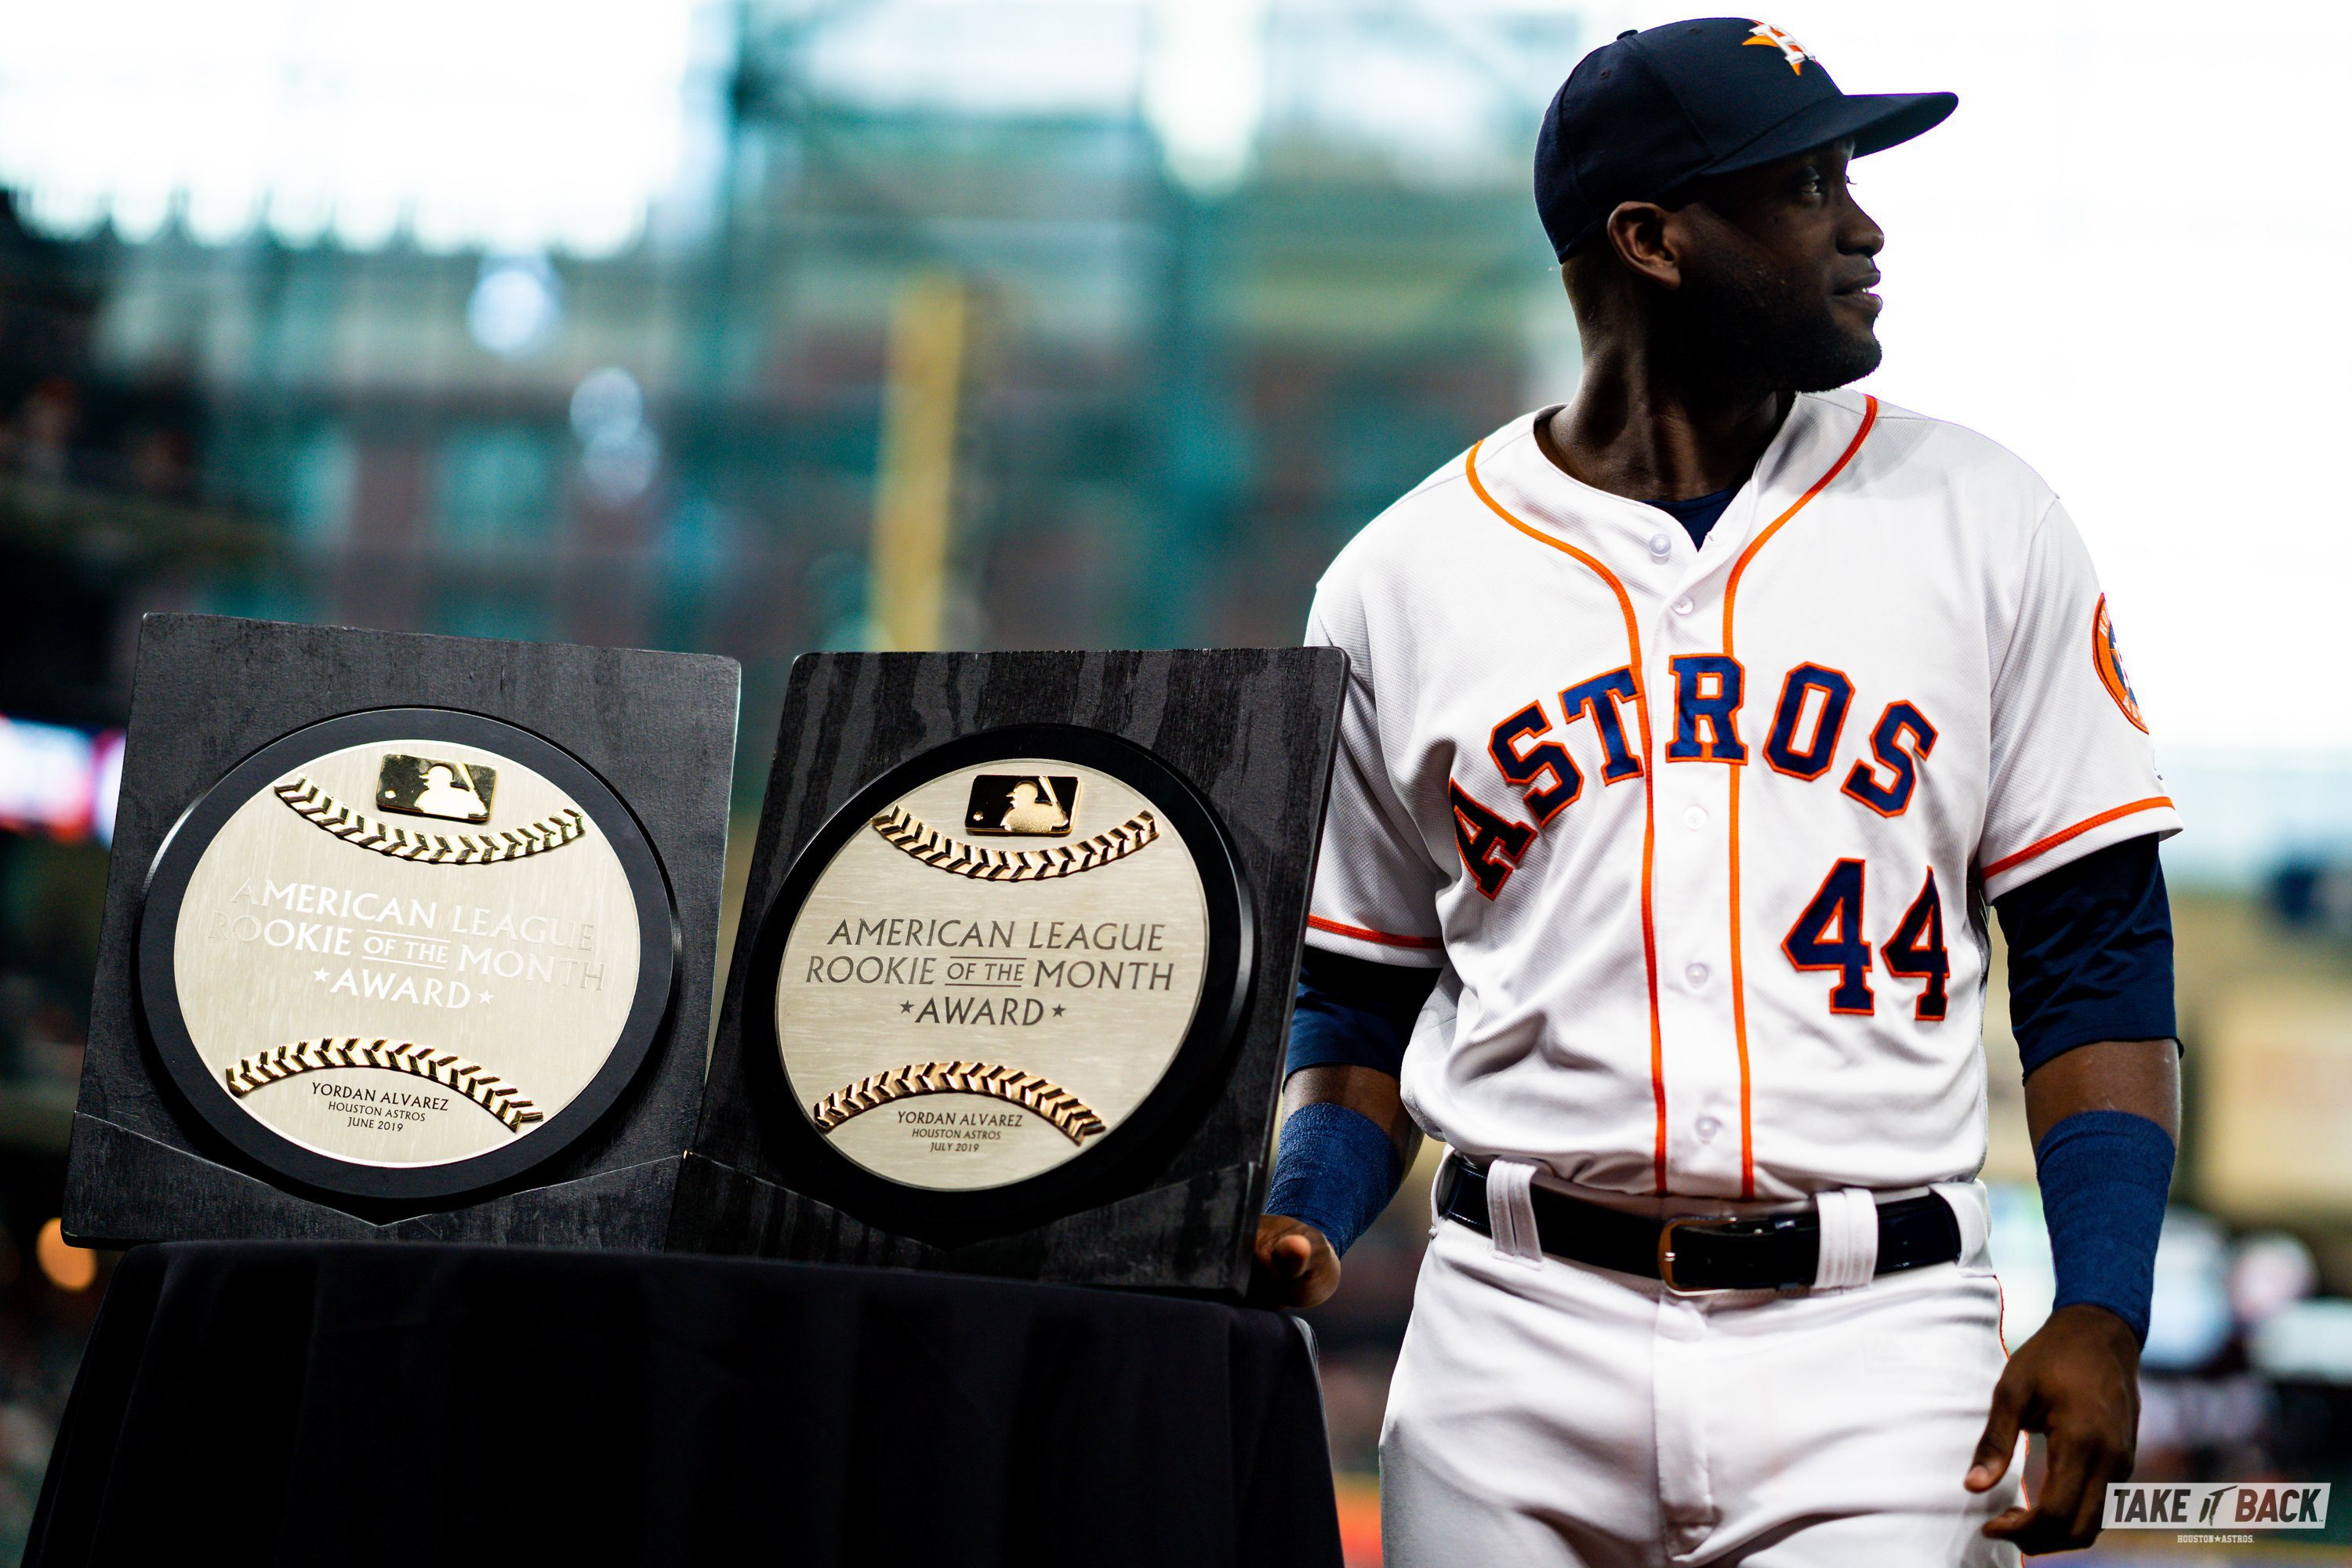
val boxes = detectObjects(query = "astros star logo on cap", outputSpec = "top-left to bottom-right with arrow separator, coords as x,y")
1744,22 -> 1816,74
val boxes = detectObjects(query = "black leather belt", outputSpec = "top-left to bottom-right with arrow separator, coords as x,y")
1434,1152 -> 1962,1292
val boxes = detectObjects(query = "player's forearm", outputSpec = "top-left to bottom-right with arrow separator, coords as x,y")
1258,947 -> 1437,1259
1282,1063 -> 1421,1166
2021,1036 -> 2180,1145
1261,1065 -> 1417,1262
1989,837 -> 2180,1345
2022,1036 -> 2180,1148
2021,1039 -> 2180,1346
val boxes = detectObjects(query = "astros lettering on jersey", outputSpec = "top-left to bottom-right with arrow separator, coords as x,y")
1303,389 -> 2179,1202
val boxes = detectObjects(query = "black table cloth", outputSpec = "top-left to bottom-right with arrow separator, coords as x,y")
26,1242 -> 1343,1568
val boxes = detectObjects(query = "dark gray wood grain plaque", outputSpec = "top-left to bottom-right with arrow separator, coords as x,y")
669,648 -> 1348,1295
63,614 -> 739,1250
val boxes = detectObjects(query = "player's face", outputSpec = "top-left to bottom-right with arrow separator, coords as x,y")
1665,140 -> 1886,394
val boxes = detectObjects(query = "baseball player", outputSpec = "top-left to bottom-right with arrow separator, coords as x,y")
1253,19 -> 2181,1566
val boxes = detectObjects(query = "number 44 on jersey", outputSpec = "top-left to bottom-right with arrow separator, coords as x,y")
1455,655 -> 1950,1024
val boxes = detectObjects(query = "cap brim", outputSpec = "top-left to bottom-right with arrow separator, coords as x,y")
1697,89 -> 1957,180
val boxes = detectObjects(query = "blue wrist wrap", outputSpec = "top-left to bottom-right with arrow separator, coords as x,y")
2034,1108 -> 2175,1347
1263,1102 -> 1406,1259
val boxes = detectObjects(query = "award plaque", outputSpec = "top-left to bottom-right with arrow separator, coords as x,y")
746,726 -> 1251,1234
137,708 -> 673,1201
65,615 -> 738,1248
672,648 -> 1348,1294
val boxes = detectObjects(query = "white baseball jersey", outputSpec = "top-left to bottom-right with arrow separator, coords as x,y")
1303,387 -> 2180,1202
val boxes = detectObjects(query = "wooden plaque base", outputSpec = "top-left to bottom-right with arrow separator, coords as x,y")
64,615 -> 739,1250
670,648 -> 1347,1295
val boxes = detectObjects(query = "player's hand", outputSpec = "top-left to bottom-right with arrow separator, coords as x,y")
1250,1214 -> 1341,1308
1965,1303 -> 2143,1555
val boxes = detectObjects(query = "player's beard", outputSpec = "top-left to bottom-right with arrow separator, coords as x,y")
1666,248 -> 1882,396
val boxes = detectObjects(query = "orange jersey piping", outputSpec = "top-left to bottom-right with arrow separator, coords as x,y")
1981,797 -> 2175,880
1720,395 -> 1879,1198
1465,438 -> 1671,1191
1305,914 -> 1444,951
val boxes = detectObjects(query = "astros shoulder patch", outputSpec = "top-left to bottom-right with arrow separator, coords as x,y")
2092,593 -> 2147,732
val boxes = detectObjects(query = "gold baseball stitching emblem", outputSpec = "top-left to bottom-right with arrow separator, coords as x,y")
868,805 -> 1156,881
273,776 -> 586,863
811,1061 -> 1108,1144
223,1038 -> 546,1132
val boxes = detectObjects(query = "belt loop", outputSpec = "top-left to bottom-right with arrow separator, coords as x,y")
1484,1157 -> 1546,1269
1930,1179 -> 1992,1269
1811,1186 -> 1879,1290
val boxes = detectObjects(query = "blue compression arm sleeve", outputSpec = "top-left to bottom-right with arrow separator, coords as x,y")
1283,946 -> 1441,1078
1993,834 -> 2178,1076
2034,1108 -> 2176,1347
1263,1102 -> 1405,1259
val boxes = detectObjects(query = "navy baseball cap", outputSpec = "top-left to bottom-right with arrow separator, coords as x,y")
1536,18 -> 1955,260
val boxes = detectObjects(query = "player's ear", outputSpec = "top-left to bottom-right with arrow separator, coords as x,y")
1603,201 -> 1681,291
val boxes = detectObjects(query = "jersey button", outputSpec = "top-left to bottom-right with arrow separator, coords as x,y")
1682,805 -> 1706,831
1685,961 -> 1709,986
1695,1116 -> 1722,1142
1648,532 -> 1672,561
1672,595 -> 1695,615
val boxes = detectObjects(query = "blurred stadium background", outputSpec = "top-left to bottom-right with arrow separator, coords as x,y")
0,0 -> 2344,1561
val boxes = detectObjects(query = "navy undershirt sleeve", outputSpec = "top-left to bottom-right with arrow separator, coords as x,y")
1283,946 -> 1441,1080
1993,833 -> 2178,1076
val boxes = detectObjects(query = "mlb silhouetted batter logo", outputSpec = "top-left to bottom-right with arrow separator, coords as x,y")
964,775 -> 1079,836
376,753 -> 495,823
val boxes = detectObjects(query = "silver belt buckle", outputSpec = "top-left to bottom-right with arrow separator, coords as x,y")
1655,1212 -> 1744,1295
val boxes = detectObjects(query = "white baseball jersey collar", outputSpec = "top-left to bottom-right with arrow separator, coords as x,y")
1462,390 -> 1874,597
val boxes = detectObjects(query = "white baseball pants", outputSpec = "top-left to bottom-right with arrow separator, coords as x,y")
1379,1169 -> 2026,1567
